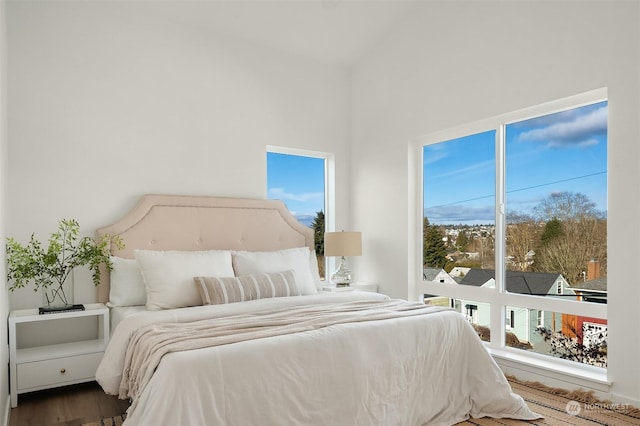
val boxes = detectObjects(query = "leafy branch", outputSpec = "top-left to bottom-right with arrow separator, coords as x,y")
536,325 -> 607,367
6,219 -> 124,293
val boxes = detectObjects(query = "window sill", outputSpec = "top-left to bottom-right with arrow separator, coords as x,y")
488,346 -> 610,395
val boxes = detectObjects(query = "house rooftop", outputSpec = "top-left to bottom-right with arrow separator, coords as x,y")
570,276 -> 607,293
459,269 -> 564,295
423,267 -> 444,281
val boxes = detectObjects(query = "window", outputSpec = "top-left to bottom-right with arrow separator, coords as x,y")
505,101 -> 607,299
266,147 -> 333,279
417,89 -> 608,369
465,304 -> 479,324
506,309 -> 515,329
422,131 -> 496,287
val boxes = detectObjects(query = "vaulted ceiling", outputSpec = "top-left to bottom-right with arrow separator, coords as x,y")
146,0 -> 419,66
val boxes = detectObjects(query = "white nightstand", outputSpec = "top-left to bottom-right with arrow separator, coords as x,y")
8,303 -> 109,407
322,282 -> 378,293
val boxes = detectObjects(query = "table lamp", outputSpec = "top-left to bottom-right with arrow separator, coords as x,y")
324,231 -> 362,287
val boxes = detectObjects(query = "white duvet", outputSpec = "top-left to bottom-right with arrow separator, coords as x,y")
96,291 -> 540,426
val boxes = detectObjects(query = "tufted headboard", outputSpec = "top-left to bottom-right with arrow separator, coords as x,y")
96,194 -> 314,304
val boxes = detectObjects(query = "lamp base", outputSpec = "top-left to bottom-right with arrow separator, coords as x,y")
330,256 -> 352,287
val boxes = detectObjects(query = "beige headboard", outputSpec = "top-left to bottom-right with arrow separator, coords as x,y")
96,194 -> 314,304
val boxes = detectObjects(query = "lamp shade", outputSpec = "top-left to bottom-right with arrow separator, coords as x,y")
324,231 -> 362,257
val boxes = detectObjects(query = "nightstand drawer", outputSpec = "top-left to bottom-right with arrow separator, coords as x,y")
16,352 -> 103,390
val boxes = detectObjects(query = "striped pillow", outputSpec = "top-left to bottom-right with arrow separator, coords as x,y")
194,270 -> 300,305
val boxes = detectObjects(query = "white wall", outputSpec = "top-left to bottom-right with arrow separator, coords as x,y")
6,1 -> 351,309
351,1 -> 639,405
1,0 -> 9,421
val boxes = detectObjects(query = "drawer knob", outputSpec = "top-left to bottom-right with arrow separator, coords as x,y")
60,368 -> 66,374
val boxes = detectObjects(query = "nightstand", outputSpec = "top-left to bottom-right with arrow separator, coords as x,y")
8,303 -> 109,407
322,282 -> 378,293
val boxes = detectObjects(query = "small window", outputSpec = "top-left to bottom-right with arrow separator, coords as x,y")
266,151 -> 325,227
465,304 -> 478,324
267,148 -> 330,279
506,309 -> 515,328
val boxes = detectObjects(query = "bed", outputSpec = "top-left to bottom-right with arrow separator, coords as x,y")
94,194 -> 540,426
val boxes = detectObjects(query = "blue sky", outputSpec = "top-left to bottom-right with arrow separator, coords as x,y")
267,152 -> 325,227
423,101 -> 608,225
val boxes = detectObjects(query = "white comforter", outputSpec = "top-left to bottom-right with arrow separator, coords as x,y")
97,292 -> 539,426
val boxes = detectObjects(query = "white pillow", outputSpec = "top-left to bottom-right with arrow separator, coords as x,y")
309,249 -> 323,291
135,249 -> 235,310
108,257 -> 147,307
232,247 -> 318,295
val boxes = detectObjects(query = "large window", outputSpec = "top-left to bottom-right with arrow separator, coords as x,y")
266,147 -> 332,279
418,89 -> 608,369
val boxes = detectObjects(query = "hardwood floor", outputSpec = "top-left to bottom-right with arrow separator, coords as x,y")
9,382 -> 130,426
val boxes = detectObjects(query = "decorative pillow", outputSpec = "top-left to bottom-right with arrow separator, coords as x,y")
107,257 -> 147,307
134,249 -> 235,310
194,270 -> 300,305
232,247 -> 318,295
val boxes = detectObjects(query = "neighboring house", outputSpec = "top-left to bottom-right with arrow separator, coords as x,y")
423,267 -> 457,285
564,260 -> 607,347
449,267 -> 470,278
570,276 -> 607,304
423,268 -> 457,307
453,269 -> 574,348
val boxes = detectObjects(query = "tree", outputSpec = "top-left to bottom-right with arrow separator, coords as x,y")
310,211 -> 325,278
540,217 -> 563,244
533,191 -> 604,222
423,217 -> 447,268
531,192 -> 607,284
506,212 -> 540,272
533,217 -> 606,284
311,211 -> 325,256
456,230 -> 470,253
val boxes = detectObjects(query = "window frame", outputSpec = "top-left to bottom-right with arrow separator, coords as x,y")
537,310 -> 544,328
409,88 -> 608,375
266,145 -> 336,276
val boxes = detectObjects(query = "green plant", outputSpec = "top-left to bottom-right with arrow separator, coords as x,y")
6,219 -> 124,306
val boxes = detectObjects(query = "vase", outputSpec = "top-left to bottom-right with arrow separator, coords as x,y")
41,273 -> 74,312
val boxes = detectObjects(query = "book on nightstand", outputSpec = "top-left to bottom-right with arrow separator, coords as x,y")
38,304 -> 85,315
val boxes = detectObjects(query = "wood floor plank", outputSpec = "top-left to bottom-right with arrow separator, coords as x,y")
9,382 -> 129,426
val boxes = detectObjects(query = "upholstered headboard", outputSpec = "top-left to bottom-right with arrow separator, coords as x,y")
96,194 -> 314,304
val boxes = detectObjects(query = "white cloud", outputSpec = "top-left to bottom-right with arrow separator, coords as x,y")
428,158 -> 495,181
268,188 -> 324,203
517,106 -> 607,148
513,109 -> 578,128
294,214 -> 315,227
424,204 -> 495,225
423,144 -> 449,165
